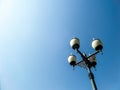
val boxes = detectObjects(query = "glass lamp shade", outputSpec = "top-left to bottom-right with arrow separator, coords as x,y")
92,39 -> 103,51
70,38 -> 80,50
88,55 -> 96,63
68,55 -> 76,66
88,54 -> 97,67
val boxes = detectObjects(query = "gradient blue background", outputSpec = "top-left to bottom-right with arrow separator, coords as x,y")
0,0 -> 120,90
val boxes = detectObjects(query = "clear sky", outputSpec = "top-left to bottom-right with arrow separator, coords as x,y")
0,0 -> 120,90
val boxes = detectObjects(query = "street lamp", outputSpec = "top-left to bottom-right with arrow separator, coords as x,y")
68,38 -> 103,90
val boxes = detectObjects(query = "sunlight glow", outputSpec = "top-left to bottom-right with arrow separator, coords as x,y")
0,0 -> 15,23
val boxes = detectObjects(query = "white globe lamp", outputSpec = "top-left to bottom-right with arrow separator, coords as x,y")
70,38 -> 80,50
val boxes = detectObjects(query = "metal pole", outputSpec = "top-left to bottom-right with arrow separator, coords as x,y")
75,49 -> 98,90
87,67 -> 97,90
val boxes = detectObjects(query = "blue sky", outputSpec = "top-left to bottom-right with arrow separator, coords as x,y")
0,0 -> 120,90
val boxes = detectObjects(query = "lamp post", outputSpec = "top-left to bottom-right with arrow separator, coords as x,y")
68,38 -> 103,90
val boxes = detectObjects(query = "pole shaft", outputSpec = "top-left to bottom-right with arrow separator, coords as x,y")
87,67 -> 97,90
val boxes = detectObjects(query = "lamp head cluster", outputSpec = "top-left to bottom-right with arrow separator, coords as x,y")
68,37 -> 103,68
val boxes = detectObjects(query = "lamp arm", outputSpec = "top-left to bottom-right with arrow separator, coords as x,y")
87,51 -> 100,59
75,49 -> 90,66
75,49 -> 86,59
75,60 -> 84,65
